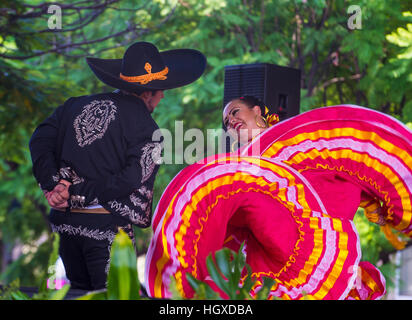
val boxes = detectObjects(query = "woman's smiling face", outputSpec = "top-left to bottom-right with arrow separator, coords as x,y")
223,99 -> 265,143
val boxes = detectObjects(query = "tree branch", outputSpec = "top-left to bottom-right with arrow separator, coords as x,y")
0,25 -> 146,60
0,1 -> 177,60
312,73 -> 362,95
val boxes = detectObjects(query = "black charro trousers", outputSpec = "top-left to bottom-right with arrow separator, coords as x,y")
48,209 -> 134,290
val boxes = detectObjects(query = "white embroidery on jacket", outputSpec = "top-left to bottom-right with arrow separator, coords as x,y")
52,173 -> 60,183
59,167 -> 84,185
129,186 -> 153,211
108,200 -> 151,226
138,186 -> 153,199
140,142 -> 161,183
129,193 -> 148,211
73,100 -> 117,147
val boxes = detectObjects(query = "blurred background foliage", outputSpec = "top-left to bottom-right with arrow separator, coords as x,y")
0,0 -> 411,292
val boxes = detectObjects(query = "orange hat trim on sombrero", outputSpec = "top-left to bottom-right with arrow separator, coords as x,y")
119,62 -> 169,84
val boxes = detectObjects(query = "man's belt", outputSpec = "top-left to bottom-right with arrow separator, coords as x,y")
56,207 -> 110,214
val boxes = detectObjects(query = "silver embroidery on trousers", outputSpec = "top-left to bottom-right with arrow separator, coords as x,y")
51,223 -> 135,277
73,100 -> 117,147
140,142 -> 161,183
51,223 -> 117,242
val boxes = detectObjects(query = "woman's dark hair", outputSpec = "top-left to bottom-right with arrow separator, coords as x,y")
224,95 -> 279,130
235,95 -> 266,115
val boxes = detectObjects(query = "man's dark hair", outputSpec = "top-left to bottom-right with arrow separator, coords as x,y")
121,89 -> 159,96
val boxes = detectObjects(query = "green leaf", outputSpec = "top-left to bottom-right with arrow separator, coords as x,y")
206,254 -> 230,295
185,273 -> 220,299
106,229 -> 140,300
185,273 -> 202,292
255,277 -> 276,300
10,291 -> 30,300
241,265 -> 254,295
48,284 -> 70,300
214,249 -> 231,279
76,289 -> 108,300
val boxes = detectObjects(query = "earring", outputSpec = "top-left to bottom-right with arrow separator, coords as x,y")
255,115 -> 268,128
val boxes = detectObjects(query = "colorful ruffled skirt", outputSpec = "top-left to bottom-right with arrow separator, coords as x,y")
145,105 -> 412,300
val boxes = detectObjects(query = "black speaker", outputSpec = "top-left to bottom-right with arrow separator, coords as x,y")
223,63 -> 301,121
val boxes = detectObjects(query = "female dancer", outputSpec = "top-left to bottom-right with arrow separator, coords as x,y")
146,96 -> 412,300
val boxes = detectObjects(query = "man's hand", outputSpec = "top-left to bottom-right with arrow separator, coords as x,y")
46,180 -> 71,209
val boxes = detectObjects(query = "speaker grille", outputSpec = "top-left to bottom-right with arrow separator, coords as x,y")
223,64 -> 265,107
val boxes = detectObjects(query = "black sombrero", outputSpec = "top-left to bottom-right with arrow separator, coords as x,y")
86,41 -> 207,92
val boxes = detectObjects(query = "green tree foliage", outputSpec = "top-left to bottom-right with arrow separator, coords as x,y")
0,232 -> 70,300
0,0 -> 411,290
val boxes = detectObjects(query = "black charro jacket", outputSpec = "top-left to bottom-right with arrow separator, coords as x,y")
29,91 -> 162,227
